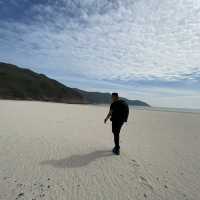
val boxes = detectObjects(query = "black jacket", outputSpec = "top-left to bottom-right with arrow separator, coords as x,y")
110,100 -> 129,122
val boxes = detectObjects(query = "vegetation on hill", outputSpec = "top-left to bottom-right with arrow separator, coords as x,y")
0,62 -> 150,106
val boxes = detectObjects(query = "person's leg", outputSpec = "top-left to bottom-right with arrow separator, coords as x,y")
114,131 -> 120,150
112,122 -> 123,152
112,122 -> 117,149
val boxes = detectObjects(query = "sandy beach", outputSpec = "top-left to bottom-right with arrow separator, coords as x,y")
0,100 -> 200,200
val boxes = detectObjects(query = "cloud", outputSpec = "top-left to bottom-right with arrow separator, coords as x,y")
0,0 -> 200,107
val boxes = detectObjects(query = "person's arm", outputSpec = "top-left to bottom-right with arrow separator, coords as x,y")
125,104 -> 129,122
104,110 -> 112,124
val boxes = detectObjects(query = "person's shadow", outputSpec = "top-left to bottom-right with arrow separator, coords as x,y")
40,150 -> 113,168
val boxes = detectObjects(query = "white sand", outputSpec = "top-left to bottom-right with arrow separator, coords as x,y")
0,100 -> 200,200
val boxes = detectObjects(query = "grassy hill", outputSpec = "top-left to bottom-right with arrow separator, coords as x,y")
0,62 -> 84,103
0,62 -> 150,106
74,88 -> 150,106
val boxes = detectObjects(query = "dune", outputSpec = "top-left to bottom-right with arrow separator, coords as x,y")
0,100 -> 200,200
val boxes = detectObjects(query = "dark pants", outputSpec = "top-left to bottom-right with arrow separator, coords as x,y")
112,121 -> 124,150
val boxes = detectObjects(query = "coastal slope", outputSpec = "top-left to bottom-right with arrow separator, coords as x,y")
0,62 -> 149,106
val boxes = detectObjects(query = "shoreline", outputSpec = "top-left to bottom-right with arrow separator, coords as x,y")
133,106 -> 200,115
0,99 -> 199,115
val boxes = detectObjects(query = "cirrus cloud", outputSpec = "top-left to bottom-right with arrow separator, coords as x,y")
0,0 -> 200,107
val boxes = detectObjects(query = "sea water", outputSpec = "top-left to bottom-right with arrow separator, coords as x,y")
133,106 -> 200,114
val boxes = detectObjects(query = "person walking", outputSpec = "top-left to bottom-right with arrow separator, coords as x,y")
104,93 -> 129,155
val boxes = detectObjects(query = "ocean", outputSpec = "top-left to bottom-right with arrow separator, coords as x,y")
133,106 -> 200,114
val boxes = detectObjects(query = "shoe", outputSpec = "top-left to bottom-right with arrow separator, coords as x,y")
112,147 -> 116,153
112,147 -> 120,155
114,149 -> 120,155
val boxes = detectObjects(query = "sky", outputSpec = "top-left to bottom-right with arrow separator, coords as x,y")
0,0 -> 200,108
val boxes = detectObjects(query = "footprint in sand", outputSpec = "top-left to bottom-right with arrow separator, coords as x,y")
131,160 -> 140,167
139,176 -> 154,191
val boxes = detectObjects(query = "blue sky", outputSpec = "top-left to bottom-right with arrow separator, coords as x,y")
0,0 -> 200,108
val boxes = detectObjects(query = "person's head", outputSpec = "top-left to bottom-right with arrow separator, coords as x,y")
111,92 -> 119,102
